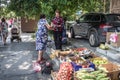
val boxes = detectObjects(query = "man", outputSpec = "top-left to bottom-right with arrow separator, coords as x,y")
51,10 -> 64,50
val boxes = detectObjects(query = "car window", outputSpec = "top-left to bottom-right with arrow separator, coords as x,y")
101,15 -> 106,22
91,15 -> 101,22
106,14 -> 120,22
79,15 -> 86,22
79,14 -> 93,22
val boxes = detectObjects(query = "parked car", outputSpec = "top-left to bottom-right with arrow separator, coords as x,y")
70,13 -> 120,47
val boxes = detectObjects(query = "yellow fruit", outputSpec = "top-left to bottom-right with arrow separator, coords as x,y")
99,44 -> 106,50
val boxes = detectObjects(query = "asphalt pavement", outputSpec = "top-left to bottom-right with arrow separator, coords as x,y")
0,32 -> 120,80
0,32 -> 75,80
0,33 -> 53,80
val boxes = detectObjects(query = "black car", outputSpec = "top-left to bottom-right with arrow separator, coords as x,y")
70,13 -> 120,47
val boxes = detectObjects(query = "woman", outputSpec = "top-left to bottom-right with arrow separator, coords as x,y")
51,10 -> 64,50
36,14 -> 53,64
0,18 -> 8,45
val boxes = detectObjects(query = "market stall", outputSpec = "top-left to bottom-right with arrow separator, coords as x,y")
50,47 -> 120,80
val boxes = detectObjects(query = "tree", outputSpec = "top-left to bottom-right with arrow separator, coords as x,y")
8,0 -> 109,20
0,0 -> 15,18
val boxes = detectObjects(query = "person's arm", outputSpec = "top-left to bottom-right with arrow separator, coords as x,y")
0,24 -> 1,31
51,22 -> 54,27
7,23 -> 8,28
45,24 -> 54,30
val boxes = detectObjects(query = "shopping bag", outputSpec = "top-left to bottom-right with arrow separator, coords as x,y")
109,33 -> 118,43
33,62 -> 41,72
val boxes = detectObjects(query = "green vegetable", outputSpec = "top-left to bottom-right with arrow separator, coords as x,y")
96,76 -> 106,80
97,73 -> 107,77
81,74 -> 95,79
91,70 -> 102,75
98,77 -> 109,80
82,79 -> 94,80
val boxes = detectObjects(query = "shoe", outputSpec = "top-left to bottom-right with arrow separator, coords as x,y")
37,58 -> 46,64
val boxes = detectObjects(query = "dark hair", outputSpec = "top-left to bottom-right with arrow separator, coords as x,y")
1,18 -> 5,22
40,14 -> 46,19
55,10 -> 60,14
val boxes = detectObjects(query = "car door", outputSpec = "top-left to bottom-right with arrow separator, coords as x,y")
79,14 -> 93,36
74,15 -> 86,36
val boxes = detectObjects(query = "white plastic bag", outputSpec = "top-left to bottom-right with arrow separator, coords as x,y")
110,33 -> 118,43
33,62 -> 41,72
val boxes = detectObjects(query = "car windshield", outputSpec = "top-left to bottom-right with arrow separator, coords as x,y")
106,14 -> 120,22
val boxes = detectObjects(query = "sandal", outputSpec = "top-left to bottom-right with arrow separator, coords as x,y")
37,58 -> 46,64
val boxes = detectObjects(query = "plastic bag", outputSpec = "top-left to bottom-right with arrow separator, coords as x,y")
110,33 -> 118,43
33,62 -> 41,72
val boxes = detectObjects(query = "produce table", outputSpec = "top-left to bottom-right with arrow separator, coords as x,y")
50,48 -> 120,80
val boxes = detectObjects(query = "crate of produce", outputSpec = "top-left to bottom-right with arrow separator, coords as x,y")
74,69 -> 110,80
91,57 -> 109,66
99,63 -> 120,80
51,71 -> 58,80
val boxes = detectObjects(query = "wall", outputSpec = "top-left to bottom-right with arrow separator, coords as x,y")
21,18 -> 38,33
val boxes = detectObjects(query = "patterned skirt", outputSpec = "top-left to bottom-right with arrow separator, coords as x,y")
36,32 -> 48,51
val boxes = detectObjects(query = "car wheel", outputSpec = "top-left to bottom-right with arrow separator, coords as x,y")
70,28 -> 75,38
89,32 -> 99,47
118,73 -> 120,80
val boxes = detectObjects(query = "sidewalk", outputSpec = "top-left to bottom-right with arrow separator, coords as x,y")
96,46 -> 120,65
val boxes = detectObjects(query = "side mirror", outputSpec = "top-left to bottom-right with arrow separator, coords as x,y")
76,20 -> 80,23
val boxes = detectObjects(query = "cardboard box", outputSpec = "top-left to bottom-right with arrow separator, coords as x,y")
106,32 -> 120,47
101,63 -> 120,80
51,71 -> 58,80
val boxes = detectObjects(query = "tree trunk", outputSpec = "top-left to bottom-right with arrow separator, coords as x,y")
104,0 -> 106,13
110,0 -> 112,13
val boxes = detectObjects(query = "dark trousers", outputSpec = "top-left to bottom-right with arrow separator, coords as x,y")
53,31 -> 62,50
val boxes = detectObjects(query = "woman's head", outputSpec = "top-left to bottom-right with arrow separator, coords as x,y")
1,18 -> 5,22
55,10 -> 60,17
40,14 -> 46,19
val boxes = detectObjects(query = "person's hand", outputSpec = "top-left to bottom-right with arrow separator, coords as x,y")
58,25 -> 61,27
49,27 -> 54,30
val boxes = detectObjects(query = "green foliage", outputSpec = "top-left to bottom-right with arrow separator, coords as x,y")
7,0 -> 110,20
0,7 -> 15,18
0,0 -> 16,18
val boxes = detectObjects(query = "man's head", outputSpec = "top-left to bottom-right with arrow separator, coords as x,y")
55,10 -> 60,17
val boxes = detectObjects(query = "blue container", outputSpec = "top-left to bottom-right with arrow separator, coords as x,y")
89,62 -> 95,70
71,62 -> 82,71
71,62 -> 95,71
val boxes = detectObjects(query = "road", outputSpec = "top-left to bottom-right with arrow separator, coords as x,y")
0,33 -> 52,80
68,37 -> 96,51
0,33 -> 120,80
0,33 -> 97,80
